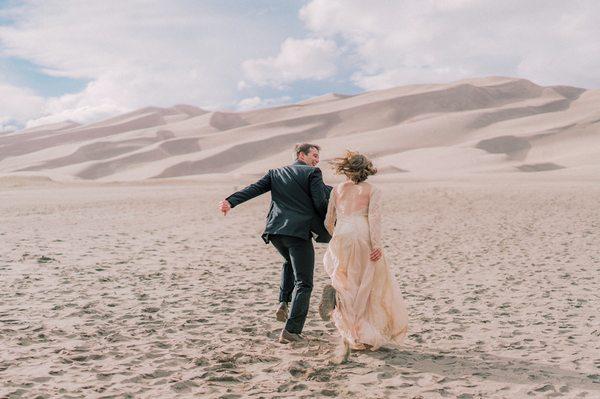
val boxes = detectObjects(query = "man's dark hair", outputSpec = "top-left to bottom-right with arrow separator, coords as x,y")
295,143 -> 320,159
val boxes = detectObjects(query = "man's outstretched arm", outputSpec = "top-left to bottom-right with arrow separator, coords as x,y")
219,171 -> 272,215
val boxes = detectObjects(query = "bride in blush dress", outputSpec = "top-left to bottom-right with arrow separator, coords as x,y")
319,151 -> 409,363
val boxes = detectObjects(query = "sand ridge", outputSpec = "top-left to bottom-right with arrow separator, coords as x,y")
1,77 -> 599,182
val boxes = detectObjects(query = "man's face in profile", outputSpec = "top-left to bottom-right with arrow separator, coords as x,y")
303,147 -> 320,167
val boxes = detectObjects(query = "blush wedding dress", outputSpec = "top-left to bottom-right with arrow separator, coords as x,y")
323,181 -> 409,351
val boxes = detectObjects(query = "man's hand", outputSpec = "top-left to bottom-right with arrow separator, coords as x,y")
370,247 -> 382,262
219,199 -> 231,215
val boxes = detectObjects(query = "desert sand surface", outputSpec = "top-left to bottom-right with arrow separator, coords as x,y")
1,176 -> 599,398
1,76 -> 600,182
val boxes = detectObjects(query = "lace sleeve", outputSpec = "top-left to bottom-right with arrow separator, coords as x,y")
368,186 -> 382,249
324,187 -> 336,235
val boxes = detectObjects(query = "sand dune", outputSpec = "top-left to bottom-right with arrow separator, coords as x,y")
1,76 -> 599,181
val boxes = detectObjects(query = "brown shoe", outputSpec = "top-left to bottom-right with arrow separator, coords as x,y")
275,302 -> 288,322
318,284 -> 336,321
278,328 -> 306,343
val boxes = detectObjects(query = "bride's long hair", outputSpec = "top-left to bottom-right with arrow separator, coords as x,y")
330,150 -> 377,184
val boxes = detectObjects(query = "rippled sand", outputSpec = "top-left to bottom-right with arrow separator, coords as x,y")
1,178 -> 599,398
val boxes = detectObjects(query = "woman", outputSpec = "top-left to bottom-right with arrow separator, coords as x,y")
319,151 -> 409,363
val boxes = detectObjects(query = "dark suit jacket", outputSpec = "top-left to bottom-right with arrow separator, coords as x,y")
226,161 -> 332,243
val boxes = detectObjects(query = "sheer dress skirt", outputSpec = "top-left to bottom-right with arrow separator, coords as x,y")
323,213 -> 409,350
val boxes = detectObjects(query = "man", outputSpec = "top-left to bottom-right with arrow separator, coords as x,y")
218,143 -> 332,343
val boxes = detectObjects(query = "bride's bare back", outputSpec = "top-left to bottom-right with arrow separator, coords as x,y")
325,180 -> 383,251
334,181 -> 372,216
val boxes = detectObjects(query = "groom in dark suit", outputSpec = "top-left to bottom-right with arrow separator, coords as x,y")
218,143 -> 332,343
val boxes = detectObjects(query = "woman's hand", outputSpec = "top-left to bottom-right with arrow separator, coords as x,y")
370,247 -> 382,262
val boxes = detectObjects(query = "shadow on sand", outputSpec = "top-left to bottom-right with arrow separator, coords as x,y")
361,346 -> 600,392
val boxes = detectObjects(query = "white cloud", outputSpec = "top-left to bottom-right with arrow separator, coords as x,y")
0,117 -> 19,133
237,95 -> 292,111
237,80 -> 250,90
0,82 -> 45,129
2,0 -> 600,130
299,0 -> 600,90
0,0 -> 292,127
25,103 -> 124,129
242,37 -> 338,88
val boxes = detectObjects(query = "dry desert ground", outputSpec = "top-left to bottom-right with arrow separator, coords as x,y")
1,176 -> 599,398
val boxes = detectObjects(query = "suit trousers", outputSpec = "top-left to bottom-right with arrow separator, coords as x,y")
269,234 -> 314,334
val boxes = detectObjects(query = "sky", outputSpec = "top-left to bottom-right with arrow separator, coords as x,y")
1,0 -> 599,131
